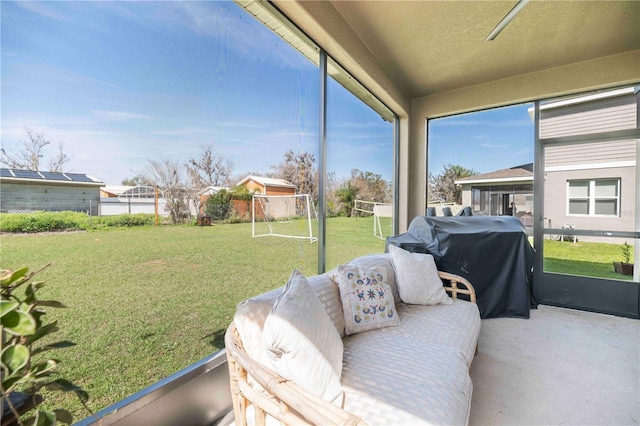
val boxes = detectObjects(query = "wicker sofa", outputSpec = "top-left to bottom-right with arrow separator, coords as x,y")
225,251 -> 481,426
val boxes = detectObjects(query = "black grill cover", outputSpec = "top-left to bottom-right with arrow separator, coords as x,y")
387,216 -> 536,319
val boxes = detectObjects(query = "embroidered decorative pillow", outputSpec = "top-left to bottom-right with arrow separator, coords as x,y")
338,265 -> 400,335
389,244 -> 452,305
263,270 -> 344,404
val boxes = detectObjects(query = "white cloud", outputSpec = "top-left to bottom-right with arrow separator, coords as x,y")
481,142 -> 511,149
13,2 -> 72,23
93,111 -> 155,122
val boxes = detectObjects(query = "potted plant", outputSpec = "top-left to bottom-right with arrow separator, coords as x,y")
613,242 -> 634,276
1,264 -> 89,426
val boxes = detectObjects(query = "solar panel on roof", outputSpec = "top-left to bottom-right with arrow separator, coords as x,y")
0,169 -> 13,177
40,171 -> 71,181
65,173 -> 95,183
12,170 -> 43,179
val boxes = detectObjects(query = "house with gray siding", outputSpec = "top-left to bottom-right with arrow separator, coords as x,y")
455,87 -> 638,242
538,87 -> 638,241
0,168 -> 104,215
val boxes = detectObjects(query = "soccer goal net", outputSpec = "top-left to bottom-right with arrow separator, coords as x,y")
354,199 -> 393,240
252,194 -> 317,243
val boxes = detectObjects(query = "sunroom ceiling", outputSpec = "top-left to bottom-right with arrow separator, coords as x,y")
328,1 -> 640,99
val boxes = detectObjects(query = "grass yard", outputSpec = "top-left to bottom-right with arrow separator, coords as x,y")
0,217 -> 385,421
544,239 -> 635,280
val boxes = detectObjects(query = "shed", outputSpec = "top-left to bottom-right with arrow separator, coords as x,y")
237,175 -> 296,196
0,168 -> 104,215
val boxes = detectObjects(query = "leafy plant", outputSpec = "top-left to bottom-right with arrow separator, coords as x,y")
204,189 -> 232,221
1,264 -> 89,425
620,241 -> 632,264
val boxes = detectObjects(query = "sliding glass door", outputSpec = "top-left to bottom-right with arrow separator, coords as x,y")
533,87 -> 640,318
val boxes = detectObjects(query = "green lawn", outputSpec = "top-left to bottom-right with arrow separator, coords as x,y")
1,219 -> 634,421
0,217 -> 385,420
543,239 -> 635,280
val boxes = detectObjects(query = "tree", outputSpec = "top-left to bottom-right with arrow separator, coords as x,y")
0,128 -> 71,172
121,174 -> 155,187
334,181 -> 360,217
144,157 -> 192,224
332,169 -> 391,217
186,145 -> 234,189
269,150 -> 317,200
348,169 -> 390,204
428,164 -> 477,204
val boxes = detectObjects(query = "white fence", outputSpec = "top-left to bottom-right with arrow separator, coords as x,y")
99,198 -> 169,216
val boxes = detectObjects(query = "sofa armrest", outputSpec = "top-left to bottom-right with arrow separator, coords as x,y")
438,271 -> 477,303
225,322 -> 366,426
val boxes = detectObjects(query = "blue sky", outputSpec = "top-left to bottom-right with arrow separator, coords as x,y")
1,1 -> 393,184
429,104 -> 534,175
1,1 -> 532,186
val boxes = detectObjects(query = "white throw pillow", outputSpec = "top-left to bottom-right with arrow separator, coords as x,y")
338,265 -> 400,335
263,270 -> 344,404
389,244 -> 453,305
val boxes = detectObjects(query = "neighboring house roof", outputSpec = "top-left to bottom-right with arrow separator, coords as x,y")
101,185 -> 134,196
0,168 -> 104,186
455,163 -> 533,185
237,175 -> 296,189
198,186 -> 229,196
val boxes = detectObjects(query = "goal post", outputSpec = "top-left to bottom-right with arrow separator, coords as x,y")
252,194 -> 317,243
373,203 -> 393,240
354,199 -> 393,240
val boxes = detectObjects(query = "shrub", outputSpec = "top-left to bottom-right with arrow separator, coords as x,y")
204,189 -> 232,221
0,212 -> 89,233
101,214 -> 155,228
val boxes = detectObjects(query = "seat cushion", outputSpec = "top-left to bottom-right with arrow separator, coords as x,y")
395,299 -> 481,366
341,330 -> 473,425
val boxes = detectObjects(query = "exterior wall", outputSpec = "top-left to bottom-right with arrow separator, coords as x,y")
265,185 -> 295,196
539,93 -> 637,138
239,179 -> 295,196
243,179 -> 264,193
1,182 -> 101,215
544,166 -> 636,239
545,139 -> 636,168
541,91 -> 638,242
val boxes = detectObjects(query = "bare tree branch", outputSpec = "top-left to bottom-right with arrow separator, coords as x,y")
186,145 -> 234,189
0,128 -> 71,172
48,142 -> 71,173
145,156 -> 193,224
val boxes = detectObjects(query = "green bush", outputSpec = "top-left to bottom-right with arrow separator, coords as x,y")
0,212 -> 157,233
100,214 -> 155,228
0,212 -> 90,233
204,189 -> 232,221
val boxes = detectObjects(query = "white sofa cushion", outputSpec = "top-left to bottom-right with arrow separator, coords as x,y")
263,270 -> 344,403
396,300 -> 480,366
337,265 -> 400,335
342,331 -> 473,425
389,244 -> 452,305
234,272 -> 345,366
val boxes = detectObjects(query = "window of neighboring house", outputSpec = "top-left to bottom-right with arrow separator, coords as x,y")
567,178 -> 620,216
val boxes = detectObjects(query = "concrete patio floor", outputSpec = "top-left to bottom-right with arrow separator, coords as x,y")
469,305 -> 639,426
